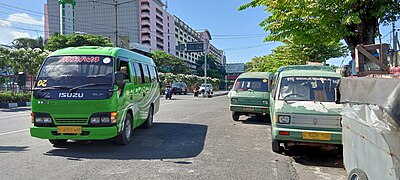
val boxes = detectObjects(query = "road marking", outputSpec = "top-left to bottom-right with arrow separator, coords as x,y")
0,114 -> 29,120
0,129 -> 29,136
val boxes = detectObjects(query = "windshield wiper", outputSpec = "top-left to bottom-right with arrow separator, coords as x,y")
34,86 -> 71,92
69,83 -> 109,92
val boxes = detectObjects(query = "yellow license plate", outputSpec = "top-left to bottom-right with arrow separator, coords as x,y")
244,107 -> 254,111
57,126 -> 82,134
302,132 -> 331,141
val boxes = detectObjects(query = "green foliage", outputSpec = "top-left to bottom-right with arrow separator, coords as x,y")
150,50 -> 190,74
0,48 -> 50,75
45,33 -> 113,51
246,42 -> 347,73
0,92 -> 30,103
240,0 -> 400,53
12,37 -> 44,50
195,54 -> 225,79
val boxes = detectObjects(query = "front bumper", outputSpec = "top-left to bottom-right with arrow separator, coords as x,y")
30,126 -> 118,140
272,126 -> 342,145
230,104 -> 269,114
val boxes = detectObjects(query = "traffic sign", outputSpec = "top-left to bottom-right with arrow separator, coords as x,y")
186,42 -> 204,52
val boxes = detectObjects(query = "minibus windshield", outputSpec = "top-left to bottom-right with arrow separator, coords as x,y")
36,55 -> 114,89
233,78 -> 268,92
278,76 -> 339,102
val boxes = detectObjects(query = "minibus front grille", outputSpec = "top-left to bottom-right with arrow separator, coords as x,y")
54,118 -> 88,124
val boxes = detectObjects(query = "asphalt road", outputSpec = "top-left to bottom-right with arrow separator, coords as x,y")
0,94 -> 346,180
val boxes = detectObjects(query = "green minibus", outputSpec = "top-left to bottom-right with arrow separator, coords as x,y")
30,46 -> 160,145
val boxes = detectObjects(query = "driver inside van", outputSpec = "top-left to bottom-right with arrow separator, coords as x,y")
280,81 -> 310,100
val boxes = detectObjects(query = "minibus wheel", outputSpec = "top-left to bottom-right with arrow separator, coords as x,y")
49,139 -> 67,145
348,168 -> 368,180
143,106 -> 154,128
232,112 -> 240,121
115,113 -> 133,145
272,139 -> 283,154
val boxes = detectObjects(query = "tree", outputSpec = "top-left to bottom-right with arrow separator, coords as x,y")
12,37 -> 44,50
45,33 -> 113,51
246,41 -> 347,72
150,50 -> 190,74
240,0 -> 400,57
195,54 -> 226,79
7,48 -> 50,75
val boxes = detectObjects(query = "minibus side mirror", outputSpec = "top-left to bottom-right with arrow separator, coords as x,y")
335,81 -> 341,104
115,71 -> 124,89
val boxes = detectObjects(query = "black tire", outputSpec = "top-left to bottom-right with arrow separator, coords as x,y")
143,106 -> 154,129
49,139 -> 67,145
348,168 -> 368,180
184,90 -> 187,95
232,112 -> 240,121
115,113 -> 133,145
272,139 -> 283,154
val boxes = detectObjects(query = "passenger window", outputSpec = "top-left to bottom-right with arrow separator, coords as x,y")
134,63 -> 144,84
143,64 -> 151,83
154,67 -> 160,82
148,65 -> 157,82
118,60 -> 130,83
129,62 -> 137,84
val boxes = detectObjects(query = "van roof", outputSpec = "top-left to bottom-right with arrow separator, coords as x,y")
48,46 -> 155,66
238,72 -> 272,79
277,65 -> 335,73
279,69 -> 341,78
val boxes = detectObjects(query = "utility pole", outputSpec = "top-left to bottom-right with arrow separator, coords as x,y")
93,0 -> 133,47
394,20 -> 398,67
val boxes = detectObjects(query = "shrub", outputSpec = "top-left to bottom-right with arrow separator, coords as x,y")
0,92 -> 31,103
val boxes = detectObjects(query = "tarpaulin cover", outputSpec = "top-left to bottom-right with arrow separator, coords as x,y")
339,77 -> 400,126
339,77 -> 400,179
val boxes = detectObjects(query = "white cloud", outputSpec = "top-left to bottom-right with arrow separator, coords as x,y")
7,13 -> 44,26
0,19 -> 31,44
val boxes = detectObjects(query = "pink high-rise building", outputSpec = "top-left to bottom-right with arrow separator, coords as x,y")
139,0 -> 175,54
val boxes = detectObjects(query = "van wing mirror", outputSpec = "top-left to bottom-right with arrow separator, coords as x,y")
335,80 -> 341,104
114,71 -> 124,89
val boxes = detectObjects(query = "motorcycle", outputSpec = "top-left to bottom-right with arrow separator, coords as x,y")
165,87 -> 172,100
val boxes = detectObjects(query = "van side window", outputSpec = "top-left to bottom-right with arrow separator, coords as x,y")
134,63 -> 144,84
129,62 -> 137,84
148,65 -> 157,82
154,67 -> 160,82
143,64 -> 151,83
118,60 -> 130,82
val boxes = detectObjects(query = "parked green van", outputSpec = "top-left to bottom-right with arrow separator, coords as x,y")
228,72 -> 272,121
30,46 -> 160,145
269,65 -> 342,153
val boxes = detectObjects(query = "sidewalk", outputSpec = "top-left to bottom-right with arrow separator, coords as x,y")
211,91 -> 229,97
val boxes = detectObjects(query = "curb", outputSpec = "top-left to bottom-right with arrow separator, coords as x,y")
0,102 -> 31,109
211,92 -> 229,97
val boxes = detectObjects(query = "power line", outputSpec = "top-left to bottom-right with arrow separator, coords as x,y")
223,42 -> 278,51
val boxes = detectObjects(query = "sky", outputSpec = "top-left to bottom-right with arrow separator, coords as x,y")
0,0 -> 399,66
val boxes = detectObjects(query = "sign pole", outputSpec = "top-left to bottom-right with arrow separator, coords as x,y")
204,50 -> 207,85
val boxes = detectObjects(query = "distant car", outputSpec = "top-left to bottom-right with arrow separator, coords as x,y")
199,83 -> 213,94
171,82 -> 188,95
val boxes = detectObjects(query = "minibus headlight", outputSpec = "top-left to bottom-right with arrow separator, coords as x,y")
33,113 -> 54,126
278,115 -> 291,124
262,99 -> 269,105
43,117 -> 52,124
89,112 -> 117,126
100,117 -> 111,123
90,117 -> 101,124
35,117 -> 44,123
231,98 -> 238,103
